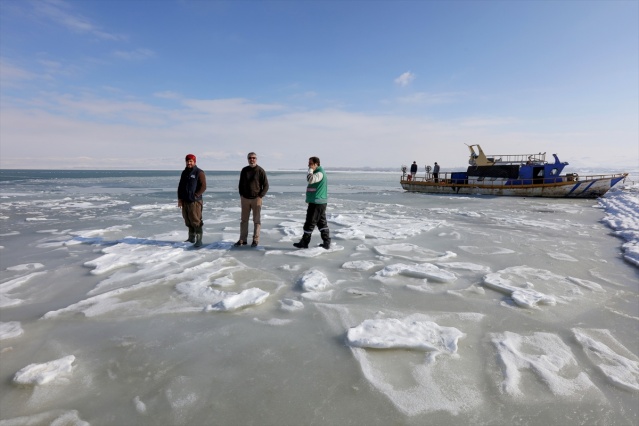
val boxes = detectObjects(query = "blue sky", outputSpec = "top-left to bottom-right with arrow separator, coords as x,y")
1,0 -> 637,170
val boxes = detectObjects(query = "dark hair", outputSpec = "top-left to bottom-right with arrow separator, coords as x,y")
247,152 -> 257,158
309,156 -> 320,166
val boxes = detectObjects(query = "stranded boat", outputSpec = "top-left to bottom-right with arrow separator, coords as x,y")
401,145 -> 628,198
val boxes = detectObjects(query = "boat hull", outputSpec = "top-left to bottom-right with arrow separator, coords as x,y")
400,174 -> 628,198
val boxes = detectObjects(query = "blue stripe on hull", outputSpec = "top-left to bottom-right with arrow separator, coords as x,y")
611,176 -> 625,187
576,180 -> 598,196
567,182 -> 582,195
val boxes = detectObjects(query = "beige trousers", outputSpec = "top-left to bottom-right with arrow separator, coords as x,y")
240,196 -> 262,242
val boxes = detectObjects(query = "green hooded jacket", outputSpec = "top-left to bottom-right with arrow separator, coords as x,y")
305,166 -> 328,204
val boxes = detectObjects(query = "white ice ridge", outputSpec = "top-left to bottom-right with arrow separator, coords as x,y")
205,288 -> 269,312
341,260 -> 379,271
573,328 -> 639,392
0,321 -> 24,340
347,318 -> 464,356
13,355 -> 76,386
265,245 -> 344,257
0,410 -> 89,426
482,266 -> 607,309
435,262 -> 491,273
297,269 -> 332,292
0,271 -> 46,308
373,263 -> 457,283
43,257 -> 249,319
279,298 -> 304,312
329,213 -> 444,240
374,243 -> 456,262
133,396 -> 147,414
491,332 -> 598,398
599,188 -> 639,267
5,263 -> 44,271
84,242 -> 186,275
458,246 -> 516,255
317,306 -> 483,416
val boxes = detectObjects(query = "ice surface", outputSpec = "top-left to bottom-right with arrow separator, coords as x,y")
0,170 -> 637,425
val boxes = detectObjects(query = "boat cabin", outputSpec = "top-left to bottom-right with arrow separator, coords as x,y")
459,144 -> 569,185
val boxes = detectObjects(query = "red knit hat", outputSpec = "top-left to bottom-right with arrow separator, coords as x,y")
185,154 -> 196,162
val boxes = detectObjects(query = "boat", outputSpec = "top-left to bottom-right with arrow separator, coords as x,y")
400,145 -> 628,198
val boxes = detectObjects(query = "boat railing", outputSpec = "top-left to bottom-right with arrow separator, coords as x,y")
402,172 -> 628,185
483,152 -> 546,165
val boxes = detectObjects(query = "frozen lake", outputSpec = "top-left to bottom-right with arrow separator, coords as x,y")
1,169 -> 638,426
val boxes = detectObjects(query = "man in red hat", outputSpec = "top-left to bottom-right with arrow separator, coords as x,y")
177,154 -> 207,247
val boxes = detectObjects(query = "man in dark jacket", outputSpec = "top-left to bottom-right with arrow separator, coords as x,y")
236,152 -> 269,247
410,161 -> 418,180
177,154 -> 207,247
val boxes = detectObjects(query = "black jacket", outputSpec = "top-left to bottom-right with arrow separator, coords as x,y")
178,166 -> 206,202
239,165 -> 269,199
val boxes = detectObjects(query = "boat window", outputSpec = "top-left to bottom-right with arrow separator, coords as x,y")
550,168 -> 558,175
536,170 -> 544,177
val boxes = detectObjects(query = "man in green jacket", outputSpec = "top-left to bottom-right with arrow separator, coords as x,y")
294,156 -> 331,249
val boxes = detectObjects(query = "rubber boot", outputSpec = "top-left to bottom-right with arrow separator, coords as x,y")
184,227 -> 195,243
319,229 -> 331,250
293,233 -> 311,249
194,226 -> 203,248
252,223 -> 261,247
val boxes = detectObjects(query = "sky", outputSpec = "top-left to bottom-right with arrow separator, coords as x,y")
1,0 -> 638,171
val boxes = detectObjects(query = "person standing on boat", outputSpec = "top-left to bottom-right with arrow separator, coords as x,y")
235,152 -> 269,247
433,162 -> 440,183
410,161 -> 418,180
178,154 -> 207,248
294,156 -> 331,250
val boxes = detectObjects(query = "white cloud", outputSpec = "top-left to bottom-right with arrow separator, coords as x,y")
458,116 -> 520,127
154,91 -> 183,100
112,48 -> 155,61
0,60 -> 37,85
1,93 -> 637,171
32,0 -> 126,41
181,98 -> 283,116
396,91 -> 462,105
394,71 -> 415,87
